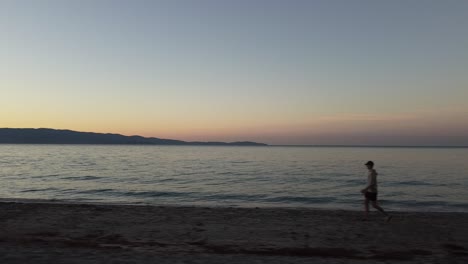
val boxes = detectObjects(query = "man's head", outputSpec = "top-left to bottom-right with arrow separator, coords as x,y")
365,160 -> 374,169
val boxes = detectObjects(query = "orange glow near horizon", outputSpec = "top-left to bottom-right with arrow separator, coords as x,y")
3,107 -> 468,145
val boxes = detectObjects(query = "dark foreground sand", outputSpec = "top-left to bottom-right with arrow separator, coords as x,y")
1,201 -> 467,263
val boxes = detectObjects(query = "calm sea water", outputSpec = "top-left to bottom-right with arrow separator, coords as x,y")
1,145 -> 467,212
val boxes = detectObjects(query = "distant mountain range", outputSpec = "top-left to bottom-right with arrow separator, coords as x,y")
0,128 -> 267,146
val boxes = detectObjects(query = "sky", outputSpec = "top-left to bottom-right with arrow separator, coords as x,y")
1,0 -> 468,145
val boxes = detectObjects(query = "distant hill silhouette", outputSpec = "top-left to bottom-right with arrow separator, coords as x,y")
0,128 -> 267,146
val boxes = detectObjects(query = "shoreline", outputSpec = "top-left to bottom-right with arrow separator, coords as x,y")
1,200 -> 468,263
1,197 -> 467,213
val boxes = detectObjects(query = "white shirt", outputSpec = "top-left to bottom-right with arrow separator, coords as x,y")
366,169 -> 378,193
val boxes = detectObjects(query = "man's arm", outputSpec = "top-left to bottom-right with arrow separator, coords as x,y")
361,171 -> 377,193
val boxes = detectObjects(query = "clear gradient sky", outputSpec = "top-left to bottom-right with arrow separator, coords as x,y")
1,0 -> 468,145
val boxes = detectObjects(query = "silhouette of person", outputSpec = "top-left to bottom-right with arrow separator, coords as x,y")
361,161 -> 392,222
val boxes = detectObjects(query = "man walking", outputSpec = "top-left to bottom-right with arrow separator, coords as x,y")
361,161 -> 392,222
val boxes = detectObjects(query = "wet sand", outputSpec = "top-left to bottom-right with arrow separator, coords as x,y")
1,200 -> 467,263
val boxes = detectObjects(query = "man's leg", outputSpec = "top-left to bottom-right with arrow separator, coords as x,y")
372,201 -> 392,222
371,201 -> 387,215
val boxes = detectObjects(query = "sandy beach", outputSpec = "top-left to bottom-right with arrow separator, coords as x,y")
1,201 -> 467,263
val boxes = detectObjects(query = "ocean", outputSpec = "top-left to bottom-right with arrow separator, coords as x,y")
1,145 -> 467,212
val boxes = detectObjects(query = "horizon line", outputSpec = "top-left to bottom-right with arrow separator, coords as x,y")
270,145 -> 468,148
2,127 -> 468,148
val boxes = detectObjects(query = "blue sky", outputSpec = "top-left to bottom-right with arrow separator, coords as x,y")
1,0 -> 468,145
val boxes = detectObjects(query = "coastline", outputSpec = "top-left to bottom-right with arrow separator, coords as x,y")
2,197 -> 467,213
1,200 -> 467,263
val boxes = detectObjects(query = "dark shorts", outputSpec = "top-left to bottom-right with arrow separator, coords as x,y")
365,192 -> 378,201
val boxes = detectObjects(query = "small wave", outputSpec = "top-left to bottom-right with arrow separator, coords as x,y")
61,176 -> 103,181
20,187 -> 58,193
218,171 -> 243,176
76,189 -> 114,194
231,161 -> 252,164
121,190 -> 191,198
341,193 -> 362,198
424,194 -> 443,198
343,179 -> 363,184
436,183 -> 463,187
392,180 -> 432,186
172,172 -> 200,177
300,177 -> 328,183
203,194 -> 267,201
337,179 -> 364,187
69,161 -> 97,166
156,178 -> 177,183
265,196 -> 336,204
321,172 -> 353,177
30,174 -> 60,179
383,191 -> 406,197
